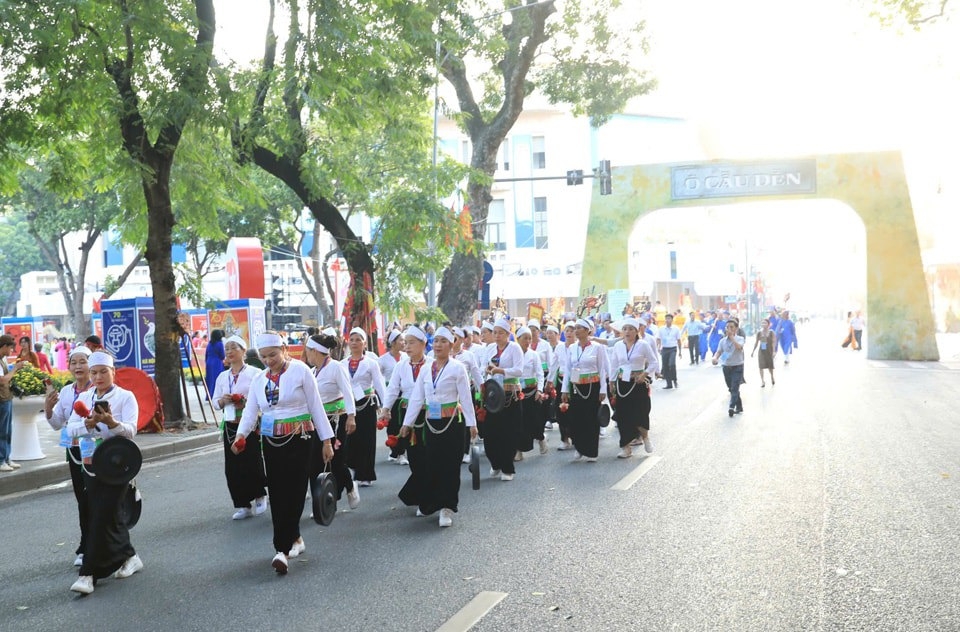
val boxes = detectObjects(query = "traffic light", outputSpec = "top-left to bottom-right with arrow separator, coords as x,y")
598,159 -> 612,195
272,288 -> 283,313
566,169 -> 584,186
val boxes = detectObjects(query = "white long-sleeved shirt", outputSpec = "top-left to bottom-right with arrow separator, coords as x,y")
65,385 -> 138,440
313,358 -> 356,415
520,347 -> 544,391
46,380 -> 93,431
547,341 -> 574,385
454,347 -> 484,390
383,356 -> 432,410
342,355 -> 387,404
610,338 -> 660,379
483,341 -> 524,382
402,358 -> 477,427
561,341 -> 609,395
237,359 -> 334,441
377,351 -> 407,384
531,339 -> 553,375
211,364 -> 262,422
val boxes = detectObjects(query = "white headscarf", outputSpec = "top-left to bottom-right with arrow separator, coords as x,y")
88,351 -> 115,368
405,326 -> 427,343
434,327 -> 455,343
69,346 -> 92,359
494,318 -> 511,333
349,327 -> 367,342
256,332 -> 285,349
224,335 -> 248,350
516,326 -> 532,339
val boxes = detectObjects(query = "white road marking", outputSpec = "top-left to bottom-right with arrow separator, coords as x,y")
611,455 -> 663,491
436,591 -> 508,632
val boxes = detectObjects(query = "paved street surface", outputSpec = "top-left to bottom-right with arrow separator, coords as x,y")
2,321 -> 958,632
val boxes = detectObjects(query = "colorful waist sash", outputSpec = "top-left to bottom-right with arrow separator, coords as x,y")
324,399 -> 345,414
274,413 -> 315,436
574,372 -> 600,385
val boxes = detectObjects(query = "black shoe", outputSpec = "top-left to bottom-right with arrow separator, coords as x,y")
664,385 -> 673,390
728,408 -> 735,417
735,407 -> 743,414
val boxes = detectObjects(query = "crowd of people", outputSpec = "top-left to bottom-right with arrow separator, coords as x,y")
33,303 -> 812,594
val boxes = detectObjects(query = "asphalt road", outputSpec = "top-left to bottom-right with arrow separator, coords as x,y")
2,320 -> 958,632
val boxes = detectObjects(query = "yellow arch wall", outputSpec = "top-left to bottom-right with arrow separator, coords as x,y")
580,151 -> 939,361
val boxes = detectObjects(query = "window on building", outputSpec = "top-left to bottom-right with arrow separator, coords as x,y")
500,139 -> 510,171
534,196 -> 548,249
532,136 -> 546,170
462,140 -> 471,164
486,200 -> 507,251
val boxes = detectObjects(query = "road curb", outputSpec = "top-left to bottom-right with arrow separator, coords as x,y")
0,430 -> 221,498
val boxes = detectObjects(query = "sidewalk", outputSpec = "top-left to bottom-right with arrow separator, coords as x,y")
0,387 -> 222,497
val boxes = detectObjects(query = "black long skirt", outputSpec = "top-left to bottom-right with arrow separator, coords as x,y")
263,430 -> 313,555
223,424 -> 266,508
388,400 -> 408,458
312,416 -> 354,500
418,415 -> 466,515
347,397 -> 378,482
483,398 -> 522,474
398,411 -> 427,507
519,386 -> 542,451
78,469 -> 135,580
568,383 -> 601,458
67,447 -> 89,556
612,380 -> 651,448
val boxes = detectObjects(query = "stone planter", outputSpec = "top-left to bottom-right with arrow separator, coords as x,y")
10,395 -> 46,461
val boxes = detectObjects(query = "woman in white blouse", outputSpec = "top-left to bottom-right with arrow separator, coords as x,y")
609,319 -> 660,458
211,335 -> 266,520
482,318 -> 524,481
515,326 -> 546,460
560,319 -> 610,462
399,327 -> 477,527
44,345 -> 93,568
231,332 -> 334,575
385,326 -> 432,506
342,327 -> 387,488
377,330 -> 406,385
66,352 -> 141,594
549,322 -> 577,451
452,326 -> 484,462
305,333 -> 359,510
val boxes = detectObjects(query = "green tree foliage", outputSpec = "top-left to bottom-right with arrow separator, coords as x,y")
0,210 -> 45,316
434,0 -> 656,324
869,0 -> 951,27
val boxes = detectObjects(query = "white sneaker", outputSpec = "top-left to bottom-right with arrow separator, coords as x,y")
585,457 -> 598,463
557,442 -> 572,451
500,472 -> 514,481
272,552 -> 288,574
544,422 -> 554,430
629,438 -> 643,447
347,485 -> 360,510
573,452 -> 583,461
489,468 -> 500,477
74,554 -> 84,567
232,507 -> 253,520
253,497 -> 268,515
643,437 -> 654,453
514,451 -> 524,462
462,453 -> 471,464
599,428 -> 607,437
358,481 -> 372,487
6,460 -> 20,469
288,538 -> 305,558
617,447 -> 633,459
539,439 -> 548,455
113,554 -> 143,579
398,455 -> 409,466
438,508 -> 453,528
387,455 -> 398,463
415,509 -> 425,517
0,463 -> 13,472
70,575 -> 94,594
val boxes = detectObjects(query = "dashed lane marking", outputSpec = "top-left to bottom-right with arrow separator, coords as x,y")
611,455 -> 663,491
436,591 -> 508,632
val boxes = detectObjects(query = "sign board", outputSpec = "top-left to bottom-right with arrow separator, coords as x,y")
671,160 -> 817,200
606,289 -> 632,318
101,297 -> 156,376
208,299 -> 267,348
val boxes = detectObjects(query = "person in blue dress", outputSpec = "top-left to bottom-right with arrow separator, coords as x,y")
204,329 -> 226,399
775,310 -> 798,364
707,311 -> 726,356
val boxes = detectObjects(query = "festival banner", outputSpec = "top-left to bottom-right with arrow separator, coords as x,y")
138,309 -> 157,377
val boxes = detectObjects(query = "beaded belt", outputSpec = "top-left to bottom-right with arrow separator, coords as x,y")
273,413 -> 315,436
574,372 -> 600,385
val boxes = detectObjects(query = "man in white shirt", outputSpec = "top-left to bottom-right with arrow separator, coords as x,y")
657,313 -> 681,389
850,312 -> 865,351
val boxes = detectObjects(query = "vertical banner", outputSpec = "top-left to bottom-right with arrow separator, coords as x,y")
138,309 -> 157,376
103,309 -> 138,368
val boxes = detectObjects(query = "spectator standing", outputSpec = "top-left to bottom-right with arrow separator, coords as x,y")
35,343 -> 54,373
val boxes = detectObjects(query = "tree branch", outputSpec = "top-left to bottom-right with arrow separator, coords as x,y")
912,0 -> 949,24
101,251 -> 145,300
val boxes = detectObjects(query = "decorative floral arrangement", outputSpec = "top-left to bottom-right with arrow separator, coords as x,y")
10,365 -> 63,398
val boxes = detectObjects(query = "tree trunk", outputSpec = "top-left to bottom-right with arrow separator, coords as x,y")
143,166 -> 186,428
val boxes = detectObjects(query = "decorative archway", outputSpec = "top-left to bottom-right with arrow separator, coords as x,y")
580,151 -> 938,361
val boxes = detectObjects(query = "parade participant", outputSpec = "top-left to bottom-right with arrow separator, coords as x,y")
17,335 -> 40,368
0,334 -> 28,472
560,319 -> 609,462
399,327 -> 477,527
750,318 -> 777,387
547,322 -> 577,450
712,321 -> 746,417
483,318 -> 524,480
657,313 -> 681,389
204,329 -> 226,399
527,320 -> 552,447
231,332 -> 334,575
680,312 -> 704,366
378,330 -> 406,385
775,310 -> 798,364
542,324 -> 561,430
44,346 -> 93,565
385,326 -> 433,506
470,325 -> 482,347
610,319 -> 660,458
452,326 -> 483,462
514,326 -> 546,459
480,321 -> 495,345
342,327 -> 387,487
211,335 -> 267,520
382,328 -> 430,466
305,333 -> 358,509
66,351 -> 141,594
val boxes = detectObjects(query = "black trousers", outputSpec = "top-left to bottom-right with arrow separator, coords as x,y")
568,383 -> 601,458
79,469 -> 135,580
263,431 -> 312,555
419,415 -> 465,515
399,412 -> 427,507
613,380 -> 651,447
222,425 -> 266,508
519,386 -> 542,451
661,347 -> 678,384
347,398 -> 378,482
67,447 -> 89,555
484,400 -> 521,474
687,336 -> 700,364
313,416 -> 354,500
388,400 -> 408,458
